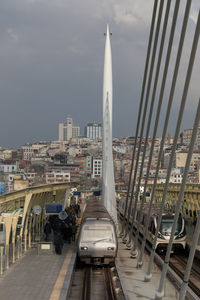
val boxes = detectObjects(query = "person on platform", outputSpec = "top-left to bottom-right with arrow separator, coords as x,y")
71,222 -> 77,242
53,231 -> 64,255
44,220 -> 51,241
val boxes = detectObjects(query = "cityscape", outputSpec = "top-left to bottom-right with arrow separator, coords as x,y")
1,115 -> 200,195
0,0 -> 199,299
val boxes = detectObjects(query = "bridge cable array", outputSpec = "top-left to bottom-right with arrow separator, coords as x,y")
119,0 -> 200,299
119,0 -> 159,239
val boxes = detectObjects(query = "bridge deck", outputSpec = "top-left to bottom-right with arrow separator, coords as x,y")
116,238 -> 178,300
0,237 -> 180,300
0,242 -> 76,300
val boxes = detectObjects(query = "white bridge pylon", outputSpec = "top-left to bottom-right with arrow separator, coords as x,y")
102,25 -> 117,225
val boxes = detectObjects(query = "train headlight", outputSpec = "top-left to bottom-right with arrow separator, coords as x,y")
81,246 -> 88,250
107,247 -> 114,251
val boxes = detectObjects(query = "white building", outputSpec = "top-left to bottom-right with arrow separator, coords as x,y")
58,117 -> 80,141
169,168 -> 183,184
0,162 -> 19,173
85,123 -> 102,140
46,170 -> 70,184
92,158 -> 102,178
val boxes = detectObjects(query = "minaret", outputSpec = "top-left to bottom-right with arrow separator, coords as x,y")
102,25 -> 117,224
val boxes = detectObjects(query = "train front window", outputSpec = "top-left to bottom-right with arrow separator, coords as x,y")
159,216 -> 182,235
81,225 -> 113,243
160,220 -> 173,234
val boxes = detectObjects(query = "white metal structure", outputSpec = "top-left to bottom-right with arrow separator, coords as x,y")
102,25 -> 117,224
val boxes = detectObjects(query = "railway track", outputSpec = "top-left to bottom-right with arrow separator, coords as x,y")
68,264 -> 123,300
81,266 -> 119,300
169,254 -> 200,298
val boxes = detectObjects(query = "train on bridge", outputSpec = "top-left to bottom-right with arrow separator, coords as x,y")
118,199 -> 186,252
78,197 -> 118,265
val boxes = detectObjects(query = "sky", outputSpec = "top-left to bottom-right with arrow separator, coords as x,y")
0,0 -> 199,148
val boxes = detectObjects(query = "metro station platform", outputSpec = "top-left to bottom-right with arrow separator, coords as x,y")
0,242 -> 76,300
0,236 -> 181,300
116,238 -> 178,300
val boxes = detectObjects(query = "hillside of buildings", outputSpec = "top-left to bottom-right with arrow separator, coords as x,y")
1,124 -> 200,194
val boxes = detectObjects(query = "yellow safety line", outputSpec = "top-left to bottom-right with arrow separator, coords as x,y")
49,246 -> 73,300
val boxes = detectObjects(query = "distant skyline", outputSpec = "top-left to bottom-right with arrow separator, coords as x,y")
0,0 -> 199,148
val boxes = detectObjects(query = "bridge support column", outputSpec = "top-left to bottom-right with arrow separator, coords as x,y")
0,247 -> 3,275
5,244 -> 9,271
12,210 -> 21,264
28,214 -> 33,249
38,213 -> 40,238
24,229 -> 28,253
12,242 -> 15,264
33,214 -> 36,241
36,215 -> 40,239
16,237 -> 19,260
4,212 -> 15,271
19,236 -> 23,258
41,213 -> 46,239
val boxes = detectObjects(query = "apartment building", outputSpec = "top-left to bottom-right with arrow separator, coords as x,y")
59,117 -> 80,141
92,158 -> 102,178
46,170 -> 70,184
85,123 -> 102,140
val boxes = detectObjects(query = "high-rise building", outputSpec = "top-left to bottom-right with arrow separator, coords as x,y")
85,123 -> 102,140
58,117 -> 80,141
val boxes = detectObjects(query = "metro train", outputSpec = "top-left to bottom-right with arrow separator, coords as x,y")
78,198 -> 118,265
118,198 -> 186,252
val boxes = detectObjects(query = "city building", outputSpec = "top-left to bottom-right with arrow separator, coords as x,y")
14,180 -> 29,191
45,164 -> 80,182
73,155 -> 87,174
175,151 -> 200,171
45,170 -> 70,184
58,117 -> 80,141
85,123 -> 102,140
169,169 -> 183,184
86,156 -> 92,175
92,158 -> 102,178
0,162 -> 19,173
180,127 -> 200,149
22,146 -> 35,161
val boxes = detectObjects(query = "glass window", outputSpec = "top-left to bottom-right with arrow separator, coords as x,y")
81,226 -> 113,242
159,216 -> 182,235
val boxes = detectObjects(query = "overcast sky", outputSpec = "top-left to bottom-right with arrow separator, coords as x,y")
0,0 -> 199,148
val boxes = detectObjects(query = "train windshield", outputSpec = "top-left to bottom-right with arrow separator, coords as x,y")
159,216 -> 182,235
81,225 -> 113,243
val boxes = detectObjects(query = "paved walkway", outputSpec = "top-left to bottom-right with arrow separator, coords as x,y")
116,238 -> 179,300
0,242 -> 76,300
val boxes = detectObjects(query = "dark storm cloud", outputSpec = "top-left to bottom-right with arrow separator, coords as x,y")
0,0 -> 199,147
